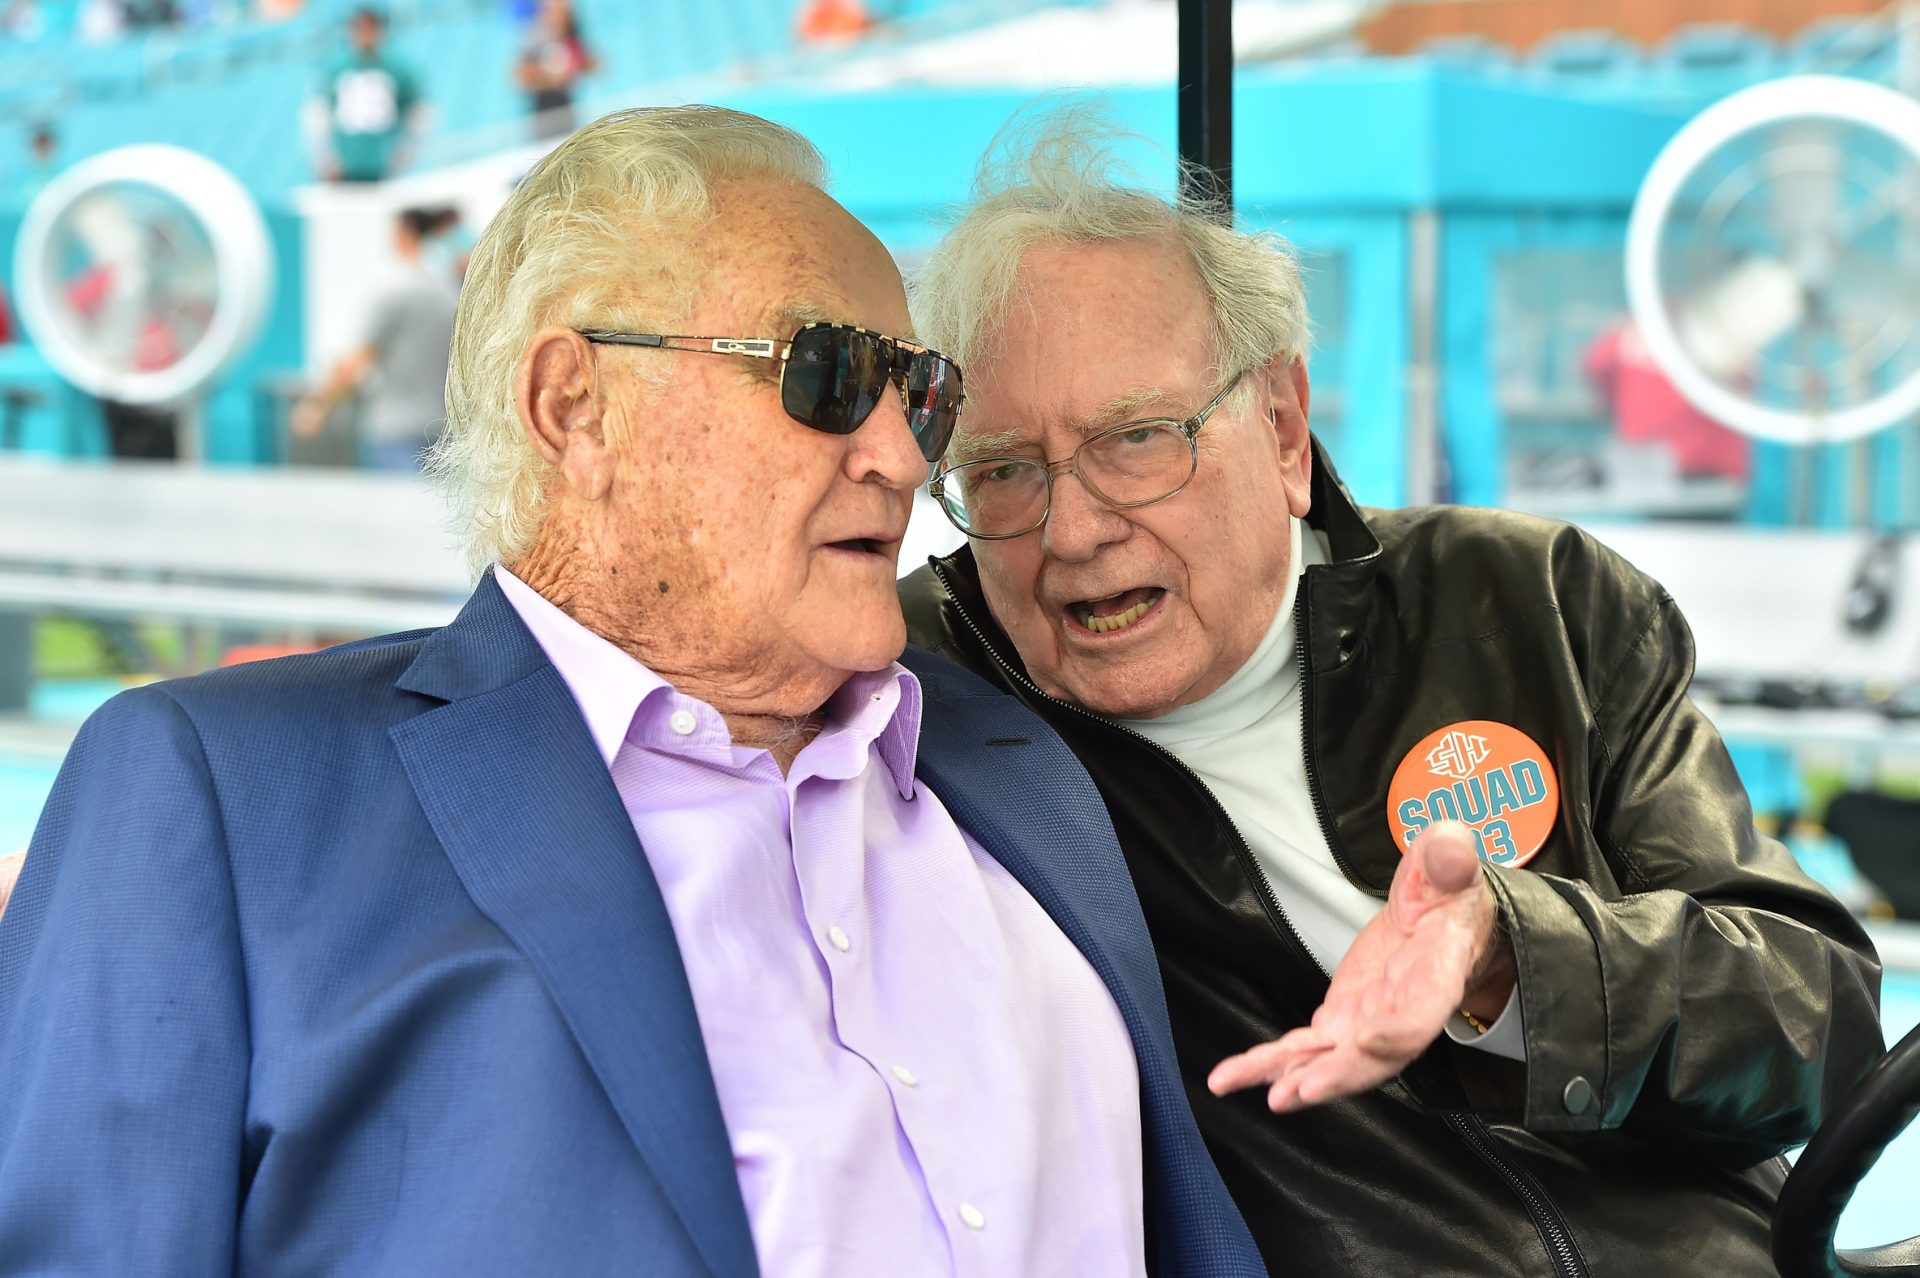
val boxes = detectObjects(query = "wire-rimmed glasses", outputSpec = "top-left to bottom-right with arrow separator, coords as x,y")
928,372 -> 1245,539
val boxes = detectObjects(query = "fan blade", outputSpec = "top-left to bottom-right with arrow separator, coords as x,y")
1821,255 -> 1920,316
1766,123 -> 1846,256
1676,256 -> 1808,377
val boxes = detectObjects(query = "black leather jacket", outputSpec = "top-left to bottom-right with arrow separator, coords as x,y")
898,450 -> 1884,1276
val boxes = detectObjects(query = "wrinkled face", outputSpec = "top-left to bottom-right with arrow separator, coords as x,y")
964,237 -> 1313,720
592,178 -> 925,708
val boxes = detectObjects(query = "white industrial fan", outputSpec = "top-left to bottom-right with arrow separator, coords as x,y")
1625,75 -> 1920,449
12,144 -> 274,456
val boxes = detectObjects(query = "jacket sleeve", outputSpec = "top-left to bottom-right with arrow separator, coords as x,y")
0,687 -> 250,1275
1491,591 -> 1883,1164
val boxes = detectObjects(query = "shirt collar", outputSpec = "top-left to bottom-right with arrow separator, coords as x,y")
822,665 -> 922,800
493,565 -> 922,796
493,565 -> 673,768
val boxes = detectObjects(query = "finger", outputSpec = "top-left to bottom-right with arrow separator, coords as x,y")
1208,1027 -> 1335,1095
1261,1042 -> 1390,1112
1387,821 -> 1484,930
1285,1045 -> 1402,1109
1267,1073 -> 1306,1113
1418,821 -> 1484,895
1208,1032 -> 1332,1094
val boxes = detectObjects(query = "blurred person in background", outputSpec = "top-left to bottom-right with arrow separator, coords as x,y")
515,0 -> 597,141
0,105 -> 1260,1276
77,0 -> 125,41
305,4 -> 423,183
291,205 -> 459,470
1,0 -> 45,40
19,123 -> 58,205
125,0 -> 182,27
899,113 -> 1883,1276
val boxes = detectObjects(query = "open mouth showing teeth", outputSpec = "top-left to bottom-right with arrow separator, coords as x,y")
1072,587 -> 1165,635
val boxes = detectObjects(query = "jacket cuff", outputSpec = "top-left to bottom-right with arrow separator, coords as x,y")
1485,864 -> 1611,1132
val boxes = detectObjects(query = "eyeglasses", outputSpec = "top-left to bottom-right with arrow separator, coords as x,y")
577,322 -> 964,462
929,372 -> 1245,540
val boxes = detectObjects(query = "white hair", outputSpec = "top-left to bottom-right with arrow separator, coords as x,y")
909,103 -> 1309,434
430,105 -> 828,573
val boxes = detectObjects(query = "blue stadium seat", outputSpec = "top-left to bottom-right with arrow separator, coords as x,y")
1,0 -> 875,206
1657,22 -> 1780,90
1527,28 -> 1643,81
1415,34 -> 1515,72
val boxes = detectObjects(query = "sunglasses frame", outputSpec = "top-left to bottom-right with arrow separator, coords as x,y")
577,321 -> 963,461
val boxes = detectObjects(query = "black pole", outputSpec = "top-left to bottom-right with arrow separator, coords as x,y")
1177,0 -> 1233,216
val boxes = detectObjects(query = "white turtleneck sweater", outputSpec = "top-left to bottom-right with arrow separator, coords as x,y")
1124,517 -> 1524,1061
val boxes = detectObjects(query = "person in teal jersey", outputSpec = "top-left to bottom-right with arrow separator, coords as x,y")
309,5 -> 423,183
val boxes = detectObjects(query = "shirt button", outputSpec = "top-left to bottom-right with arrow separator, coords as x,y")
891,1064 -> 918,1088
668,709 -> 697,736
826,925 -> 851,953
958,1202 -> 986,1231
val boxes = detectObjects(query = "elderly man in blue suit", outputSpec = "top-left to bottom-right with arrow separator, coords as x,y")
0,106 -> 1261,1277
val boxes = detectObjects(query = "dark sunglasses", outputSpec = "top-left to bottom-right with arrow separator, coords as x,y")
578,322 -> 964,462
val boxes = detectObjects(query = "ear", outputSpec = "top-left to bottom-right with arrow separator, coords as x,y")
1258,352 -> 1313,519
517,327 -> 615,503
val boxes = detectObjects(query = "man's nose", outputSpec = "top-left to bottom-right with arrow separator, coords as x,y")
1041,469 -> 1131,563
845,389 -> 928,491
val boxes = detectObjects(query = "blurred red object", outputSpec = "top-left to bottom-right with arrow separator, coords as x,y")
1584,320 -> 1751,481
797,0 -> 871,42
221,643 -> 322,667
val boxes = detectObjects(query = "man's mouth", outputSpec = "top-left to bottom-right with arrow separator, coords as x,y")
1068,587 -> 1165,635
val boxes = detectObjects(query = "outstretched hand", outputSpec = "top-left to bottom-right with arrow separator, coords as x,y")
1207,820 -> 1513,1112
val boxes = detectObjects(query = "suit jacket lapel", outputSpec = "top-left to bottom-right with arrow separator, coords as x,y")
907,672 -> 1166,1067
389,576 -> 757,1278
903,650 -> 1266,1276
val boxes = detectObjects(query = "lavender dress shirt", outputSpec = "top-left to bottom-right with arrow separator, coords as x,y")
495,568 -> 1147,1278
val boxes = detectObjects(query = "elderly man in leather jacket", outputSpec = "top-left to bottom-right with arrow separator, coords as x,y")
897,118 -> 1885,1275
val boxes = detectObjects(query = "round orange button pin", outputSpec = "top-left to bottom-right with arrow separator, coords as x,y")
1386,721 -> 1558,868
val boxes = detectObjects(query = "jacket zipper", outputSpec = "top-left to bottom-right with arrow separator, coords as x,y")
933,562 -> 1590,1278
930,562 -> 1324,976
1290,586 -> 1360,887
1446,1114 -> 1590,1278
1297,585 -> 1588,1278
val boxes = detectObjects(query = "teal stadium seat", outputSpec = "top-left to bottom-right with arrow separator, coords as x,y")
1527,28 -> 1644,83
1,0 -> 1011,210
1656,23 -> 1781,96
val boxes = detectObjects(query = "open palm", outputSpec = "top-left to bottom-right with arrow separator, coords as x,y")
1207,820 -> 1508,1111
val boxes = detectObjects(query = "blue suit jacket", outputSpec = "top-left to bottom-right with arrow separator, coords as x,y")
0,575 -> 1261,1277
